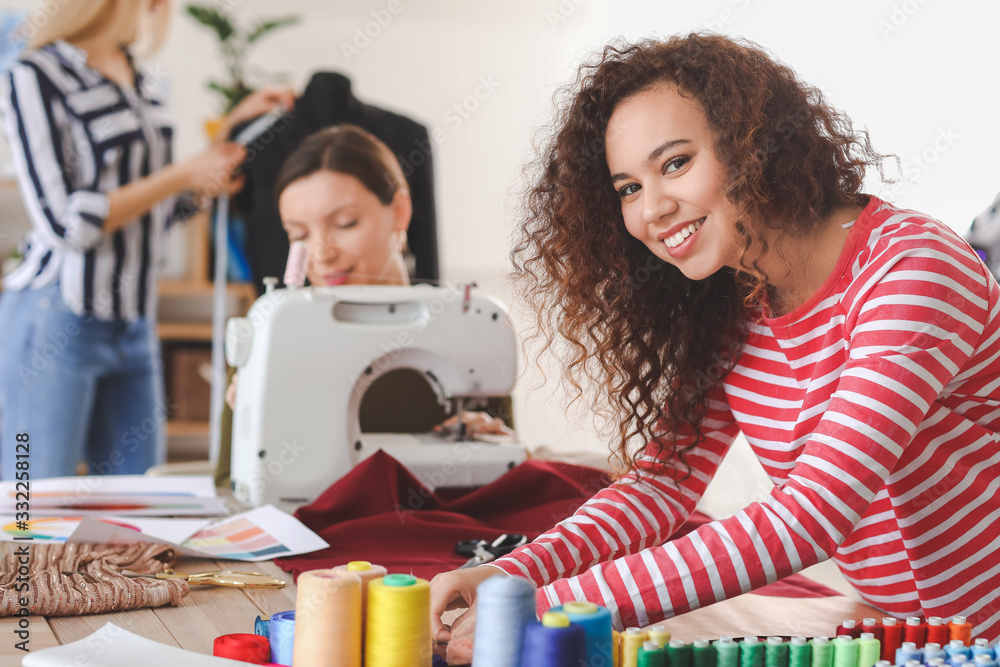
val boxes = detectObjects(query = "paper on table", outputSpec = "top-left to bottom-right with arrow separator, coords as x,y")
21,622 -> 252,667
68,504 -> 329,561
1,474 -> 217,499
0,515 -> 211,544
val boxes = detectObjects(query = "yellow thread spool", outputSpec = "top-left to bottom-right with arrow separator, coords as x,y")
621,627 -> 649,667
648,625 -> 671,647
613,630 -> 621,667
334,560 -> 388,649
292,569 -> 361,667
366,574 -> 432,667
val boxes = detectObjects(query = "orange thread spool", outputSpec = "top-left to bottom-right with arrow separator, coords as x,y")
948,616 -> 973,646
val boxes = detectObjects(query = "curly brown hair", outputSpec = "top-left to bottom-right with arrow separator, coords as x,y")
512,33 -> 885,476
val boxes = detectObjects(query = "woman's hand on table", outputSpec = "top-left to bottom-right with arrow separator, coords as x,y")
429,565 -> 508,643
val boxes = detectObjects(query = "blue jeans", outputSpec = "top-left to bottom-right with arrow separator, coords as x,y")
0,283 -> 166,479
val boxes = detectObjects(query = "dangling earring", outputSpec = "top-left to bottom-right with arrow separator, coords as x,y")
397,231 -> 409,254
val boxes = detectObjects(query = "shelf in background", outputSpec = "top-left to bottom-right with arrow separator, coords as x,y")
166,420 -> 210,437
158,322 -> 214,341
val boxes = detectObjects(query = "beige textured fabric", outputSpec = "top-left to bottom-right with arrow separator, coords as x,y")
0,543 -> 189,616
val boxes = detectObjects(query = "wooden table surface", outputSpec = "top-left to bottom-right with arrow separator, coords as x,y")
0,555 -> 298,662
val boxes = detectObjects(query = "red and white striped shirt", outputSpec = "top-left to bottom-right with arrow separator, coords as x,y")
493,196 -> 1000,639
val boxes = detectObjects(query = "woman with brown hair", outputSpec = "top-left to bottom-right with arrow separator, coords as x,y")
430,33 -> 1000,638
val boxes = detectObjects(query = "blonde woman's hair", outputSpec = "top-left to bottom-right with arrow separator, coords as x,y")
25,0 -> 171,58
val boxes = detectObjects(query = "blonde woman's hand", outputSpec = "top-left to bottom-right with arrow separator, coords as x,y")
225,372 -> 239,411
180,142 -> 247,199
433,412 -> 514,437
217,85 -> 297,143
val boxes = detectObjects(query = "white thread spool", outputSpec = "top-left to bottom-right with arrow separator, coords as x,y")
471,576 -> 536,667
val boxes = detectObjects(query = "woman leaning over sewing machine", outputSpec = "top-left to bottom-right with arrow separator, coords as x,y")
218,126 -> 511,482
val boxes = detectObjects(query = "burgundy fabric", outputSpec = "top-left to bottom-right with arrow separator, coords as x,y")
275,450 -> 840,598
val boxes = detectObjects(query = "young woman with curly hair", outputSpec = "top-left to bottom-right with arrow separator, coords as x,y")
430,33 -> 1000,639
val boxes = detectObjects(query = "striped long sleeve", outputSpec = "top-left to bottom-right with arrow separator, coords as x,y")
492,197 -> 1000,639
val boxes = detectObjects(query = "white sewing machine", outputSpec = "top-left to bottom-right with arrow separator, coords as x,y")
224,282 -> 526,510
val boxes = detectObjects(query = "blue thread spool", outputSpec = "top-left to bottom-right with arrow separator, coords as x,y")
926,644 -> 948,662
895,642 -> 921,666
268,610 -> 295,666
948,641 -> 973,663
520,611 -> 586,667
551,601 -> 614,667
471,576 -> 537,667
974,655 -> 999,667
254,614 -> 269,639
972,640 -> 994,657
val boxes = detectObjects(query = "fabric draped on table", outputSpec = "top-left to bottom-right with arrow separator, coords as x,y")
275,450 -> 841,599
0,542 -> 188,617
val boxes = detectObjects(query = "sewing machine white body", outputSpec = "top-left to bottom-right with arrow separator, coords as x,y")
225,284 -> 526,510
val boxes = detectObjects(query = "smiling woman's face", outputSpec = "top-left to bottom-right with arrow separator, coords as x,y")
279,170 -> 411,286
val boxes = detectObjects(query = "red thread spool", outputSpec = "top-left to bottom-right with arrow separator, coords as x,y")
881,617 -> 903,662
838,619 -> 862,639
862,618 -> 883,643
926,617 -> 949,646
214,634 -> 271,664
948,616 -> 973,646
903,618 -> 927,648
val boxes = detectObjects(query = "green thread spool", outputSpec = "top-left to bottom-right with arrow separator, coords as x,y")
834,636 -> 859,667
717,637 -> 741,667
767,637 -> 789,667
669,638 -> 694,667
694,639 -> 718,667
741,637 -> 765,667
811,637 -> 834,667
638,640 -> 667,667
789,637 -> 812,667
857,633 -> 881,667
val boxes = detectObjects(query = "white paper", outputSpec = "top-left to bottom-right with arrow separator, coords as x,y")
1,475 -> 217,500
0,515 -> 211,544
22,622 -> 255,667
68,505 -> 328,561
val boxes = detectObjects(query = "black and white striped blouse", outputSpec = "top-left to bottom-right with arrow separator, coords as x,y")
0,40 -> 198,321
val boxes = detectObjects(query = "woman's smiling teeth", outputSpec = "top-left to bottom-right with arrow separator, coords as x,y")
663,218 -> 705,248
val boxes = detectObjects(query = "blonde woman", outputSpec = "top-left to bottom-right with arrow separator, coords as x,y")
0,0 -> 294,479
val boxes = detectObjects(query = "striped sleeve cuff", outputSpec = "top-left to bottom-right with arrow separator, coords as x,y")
64,189 -> 109,248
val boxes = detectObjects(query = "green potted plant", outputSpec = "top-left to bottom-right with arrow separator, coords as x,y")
184,3 -> 298,134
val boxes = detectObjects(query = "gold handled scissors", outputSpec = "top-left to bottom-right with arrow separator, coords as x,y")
64,569 -> 288,588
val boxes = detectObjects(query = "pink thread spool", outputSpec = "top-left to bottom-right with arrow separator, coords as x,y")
283,240 -> 309,288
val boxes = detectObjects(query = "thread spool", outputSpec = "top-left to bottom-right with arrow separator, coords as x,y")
741,637 -> 765,667
925,644 -> 948,663
895,642 -> 922,666
255,614 -> 270,639
874,661 -> 891,667
862,620 -> 883,644
767,637 -> 789,667
269,610 -> 296,666
927,619 -> 949,646
553,601 -> 614,667
669,638 -> 694,667
694,639 -> 717,667
648,626 -> 671,648
857,633 -> 880,667
639,640 -> 667,667
789,637 -> 812,667
974,655 -> 999,667
972,640 -> 994,657
292,569 -> 361,667
214,634 -> 271,664
881,619 -> 903,663
948,617 -> 973,647
283,240 -> 309,288
614,630 -> 620,667
717,637 -> 741,667
811,637 -> 834,667
947,641 -> 973,662
622,628 -> 649,667
834,636 -> 859,667
333,561 -> 388,651
470,575 -> 535,667
903,619 -> 926,648
365,574 -> 432,667
839,621 -> 862,640
520,611 -> 586,667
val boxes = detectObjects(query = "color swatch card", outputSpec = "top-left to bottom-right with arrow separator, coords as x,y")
68,505 -> 329,561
